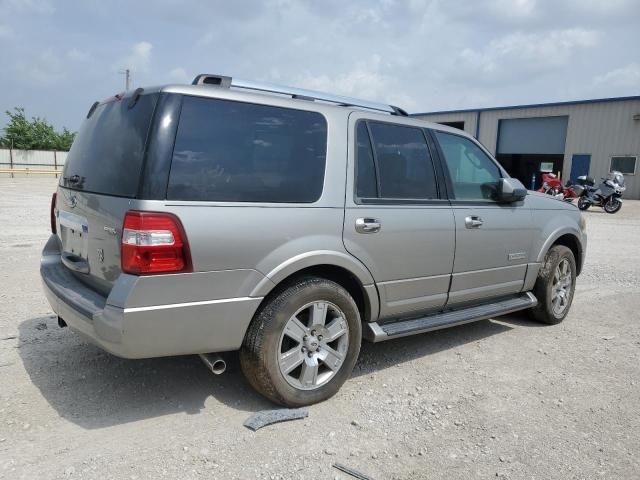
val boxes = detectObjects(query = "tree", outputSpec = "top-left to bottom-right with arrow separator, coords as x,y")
0,108 -> 76,151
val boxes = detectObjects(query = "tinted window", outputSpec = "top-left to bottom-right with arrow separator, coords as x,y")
610,156 -> 636,175
167,97 -> 327,203
355,122 -> 377,198
435,131 -> 501,201
368,122 -> 437,199
61,93 -> 158,197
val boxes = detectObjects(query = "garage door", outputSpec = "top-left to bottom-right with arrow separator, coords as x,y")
497,116 -> 568,154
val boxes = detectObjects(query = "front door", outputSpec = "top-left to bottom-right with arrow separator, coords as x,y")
432,130 -> 532,306
343,115 -> 455,321
570,154 -> 591,184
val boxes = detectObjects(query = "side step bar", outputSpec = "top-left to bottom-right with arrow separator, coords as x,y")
364,292 -> 537,342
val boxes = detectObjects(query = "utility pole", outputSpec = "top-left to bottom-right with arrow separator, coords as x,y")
118,68 -> 131,91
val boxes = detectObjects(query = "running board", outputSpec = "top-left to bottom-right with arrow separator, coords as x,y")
364,292 -> 537,342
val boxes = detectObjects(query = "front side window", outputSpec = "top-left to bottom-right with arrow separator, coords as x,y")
355,121 -> 438,200
167,97 -> 327,202
434,131 -> 501,201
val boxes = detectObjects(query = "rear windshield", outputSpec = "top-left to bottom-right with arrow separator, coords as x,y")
166,96 -> 327,203
61,93 -> 158,197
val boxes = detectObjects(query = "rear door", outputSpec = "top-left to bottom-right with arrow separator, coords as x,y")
55,92 -> 159,294
431,129 -> 532,306
343,115 -> 455,321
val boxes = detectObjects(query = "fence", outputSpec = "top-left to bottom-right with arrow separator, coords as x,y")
0,148 -> 67,177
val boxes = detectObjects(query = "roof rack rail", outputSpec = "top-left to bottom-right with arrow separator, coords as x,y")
191,74 -> 408,116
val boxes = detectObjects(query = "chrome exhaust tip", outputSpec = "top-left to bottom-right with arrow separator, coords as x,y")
199,353 -> 226,375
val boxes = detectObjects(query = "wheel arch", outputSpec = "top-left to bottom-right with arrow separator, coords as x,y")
537,229 -> 584,275
250,251 -> 380,323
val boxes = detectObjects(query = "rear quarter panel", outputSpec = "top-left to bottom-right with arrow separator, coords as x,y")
124,105 -> 377,309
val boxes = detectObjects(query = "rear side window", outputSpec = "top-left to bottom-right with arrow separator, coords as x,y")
167,97 -> 327,203
356,121 -> 438,200
355,122 -> 378,198
61,93 -> 158,197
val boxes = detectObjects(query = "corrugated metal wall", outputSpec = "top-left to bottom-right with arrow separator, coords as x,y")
420,111 -> 478,136
0,149 -> 67,174
416,99 -> 640,199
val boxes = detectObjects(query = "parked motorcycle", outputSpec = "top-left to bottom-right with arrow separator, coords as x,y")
537,173 -> 580,201
576,171 -> 626,214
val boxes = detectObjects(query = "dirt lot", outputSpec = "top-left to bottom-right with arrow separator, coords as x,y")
1,177 -> 639,480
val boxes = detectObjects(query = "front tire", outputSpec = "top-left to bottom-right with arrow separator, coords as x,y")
603,197 -> 622,214
530,245 -> 577,325
240,277 -> 362,406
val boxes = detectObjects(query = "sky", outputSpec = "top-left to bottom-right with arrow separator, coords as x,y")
0,0 -> 639,131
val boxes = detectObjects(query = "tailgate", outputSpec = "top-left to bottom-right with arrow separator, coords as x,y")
55,188 -> 132,295
55,91 -> 160,294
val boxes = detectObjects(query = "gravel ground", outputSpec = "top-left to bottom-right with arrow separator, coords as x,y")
1,177 -> 639,480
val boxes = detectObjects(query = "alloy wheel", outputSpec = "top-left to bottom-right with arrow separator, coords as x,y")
551,259 -> 573,316
278,301 -> 350,391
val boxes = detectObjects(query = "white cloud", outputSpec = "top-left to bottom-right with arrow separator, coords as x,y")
66,48 -> 89,61
458,28 -> 599,81
17,48 -> 65,84
1,0 -> 54,14
0,0 -> 638,130
0,24 -> 13,39
593,63 -> 640,89
294,55 -> 419,111
168,67 -> 189,83
487,0 -> 537,18
567,0 -> 639,15
124,41 -> 152,73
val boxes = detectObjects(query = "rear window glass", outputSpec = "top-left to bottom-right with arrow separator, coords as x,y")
166,96 -> 327,203
61,93 -> 158,197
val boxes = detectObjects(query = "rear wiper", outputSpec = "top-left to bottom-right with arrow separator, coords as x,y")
86,101 -> 99,119
64,174 -> 80,184
128,88 -> 144,109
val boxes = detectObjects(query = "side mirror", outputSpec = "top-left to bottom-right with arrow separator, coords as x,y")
497,177 -> 527,203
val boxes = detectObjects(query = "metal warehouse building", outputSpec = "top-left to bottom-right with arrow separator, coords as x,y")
413,96 -> 640,199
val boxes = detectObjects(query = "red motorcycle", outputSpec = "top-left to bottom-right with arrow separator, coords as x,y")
537,173 -> 580,201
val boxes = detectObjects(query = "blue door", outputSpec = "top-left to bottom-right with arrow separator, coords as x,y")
570,154 -> 591,183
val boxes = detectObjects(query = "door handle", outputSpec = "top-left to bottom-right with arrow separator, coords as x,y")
465,216 -> 483,228
355,218 -> 381,234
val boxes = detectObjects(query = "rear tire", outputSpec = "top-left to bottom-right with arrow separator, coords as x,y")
577,197 -> 590,211
530,245 -> 576,325
240,277 -> 362,407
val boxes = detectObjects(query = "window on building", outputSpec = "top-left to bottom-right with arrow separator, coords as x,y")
610,156 -> 637,175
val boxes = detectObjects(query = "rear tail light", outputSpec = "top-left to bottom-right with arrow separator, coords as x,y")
121,211 -> 192,275
50,192 -> 57,234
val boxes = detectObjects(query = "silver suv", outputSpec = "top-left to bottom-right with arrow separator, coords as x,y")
41,74 -> 586,406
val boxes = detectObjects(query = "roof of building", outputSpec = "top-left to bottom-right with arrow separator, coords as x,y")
412,95 -> 640,117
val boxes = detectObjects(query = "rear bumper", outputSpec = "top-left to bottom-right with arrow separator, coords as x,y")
40,240 -> 262,359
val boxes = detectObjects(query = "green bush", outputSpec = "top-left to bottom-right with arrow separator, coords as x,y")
0,108 -> 76,151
